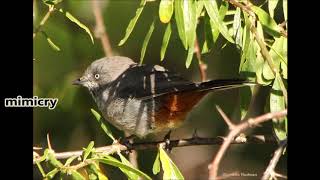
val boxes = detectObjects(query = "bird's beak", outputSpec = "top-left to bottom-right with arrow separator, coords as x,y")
72,77 -> 86,85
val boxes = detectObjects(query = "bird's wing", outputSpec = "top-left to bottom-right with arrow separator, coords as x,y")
111,64 -> 198,99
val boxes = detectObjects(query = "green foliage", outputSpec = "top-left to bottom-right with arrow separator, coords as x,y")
34,0 -> 94,54
140,19 -> 155,64
58,8 -> 94,44
91,109 -> 115,141
158,147 -> 184,179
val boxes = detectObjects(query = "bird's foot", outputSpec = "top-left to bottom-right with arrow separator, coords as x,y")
119,135 -> 136,151
163,130 -> 172,152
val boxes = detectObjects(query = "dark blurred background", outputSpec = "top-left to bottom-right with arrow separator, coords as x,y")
33,0 -> 286,179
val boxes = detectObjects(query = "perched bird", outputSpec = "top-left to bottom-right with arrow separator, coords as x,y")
73,56 -> 254,138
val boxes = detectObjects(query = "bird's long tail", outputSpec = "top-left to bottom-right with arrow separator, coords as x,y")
197,79 -> 256,92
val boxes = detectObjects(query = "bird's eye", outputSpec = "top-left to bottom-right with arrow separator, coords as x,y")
94,74 -> 100,80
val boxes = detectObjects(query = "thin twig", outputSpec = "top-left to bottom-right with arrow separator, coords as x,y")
215,105 -> 235,130
261,139 -> 287,180
33,134 -> 276,164
91,0 -> 113,57
208,109 -> 287,180
224,0 -> 288,105
33,5 -> 55,39
194,37 -> 207,81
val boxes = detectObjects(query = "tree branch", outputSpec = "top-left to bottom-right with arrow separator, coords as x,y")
261,139 -> 287,180
91,0 -> 113,57
224,0 -> 288,105
208,109 -> 287,180
33,134 -> 277,164
33,5 -> 55,39
194,37 -> 207,82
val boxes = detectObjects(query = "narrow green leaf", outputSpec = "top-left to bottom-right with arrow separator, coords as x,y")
90,109 -> 115,141
204,0 -> 234,43
118,153 -> 140,180
268,0 -> 279,18
212,1 -> 229,41
159,147 -> 184,180
58,9 -> 94,44
251,5 -> 281,37
87,162 -> 109,180
281,61 -> 287,79
159,0 -> 174,23
43,0 -> 62,5
140,19 -> 155,64
83,141 -> 94,161
196,0 -> 204,18
35,160 -> 46,177
47,150 -> 64,168
41,31 -> 61,51
160,22 -> 172,61
71,170 -> 86,180
65,156 -> 78,166
239,13 -> 251,72
119,0 -> 146,46
183,0 -> 197,49
185,43 -> 194,68
270,74 -> 287,141
46,168 -> 59,179
232,7 -> 242,49
96,157 -> 152,180
174,0 -> 188,49
152,151 -> 161,175
283,0 -> 287,22
202,16 -> 214,54
262,61 -> 275,80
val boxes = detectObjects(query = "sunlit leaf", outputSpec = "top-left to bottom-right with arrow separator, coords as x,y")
233,7 -> 242,49
59,8 -> 94,44
212,1 -> 229,42
71,170 -> 86,180
87,162 -> 109,180
96,157 -> 152,180
196,0 -> 204,18
159,147 -> 184,180
174,0 -> 188,49
46,168 -> 59,179
118,0 -> 147,46
281,62 -> 287,79
160,23 -> 172,61
251,6 -> 281,37
91,109 -> 115,141
65,156 -> 78,166
43,0 -> 62,5
270,74 -> 287,141
183,0 -> 197,49
185,43 -> 194,68
159,0 -> 174,23
118,153 -> 140,180
83,141 -> 94,161
283,0 -> 287,22
239,13 -> 251,72
204,0 -> 234,43
268,0 -> 279,18
152,151 -> 161,175
140,19 -> 155,64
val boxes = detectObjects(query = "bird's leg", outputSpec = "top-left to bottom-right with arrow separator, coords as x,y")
163,130 -> 172,152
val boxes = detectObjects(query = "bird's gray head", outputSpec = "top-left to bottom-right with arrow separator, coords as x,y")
73,56 -> 136,91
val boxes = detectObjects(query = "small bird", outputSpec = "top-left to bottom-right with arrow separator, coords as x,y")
73,56 -> 254,138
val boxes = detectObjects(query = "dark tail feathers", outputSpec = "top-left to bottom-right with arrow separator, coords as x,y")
197,79 -> 256,92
